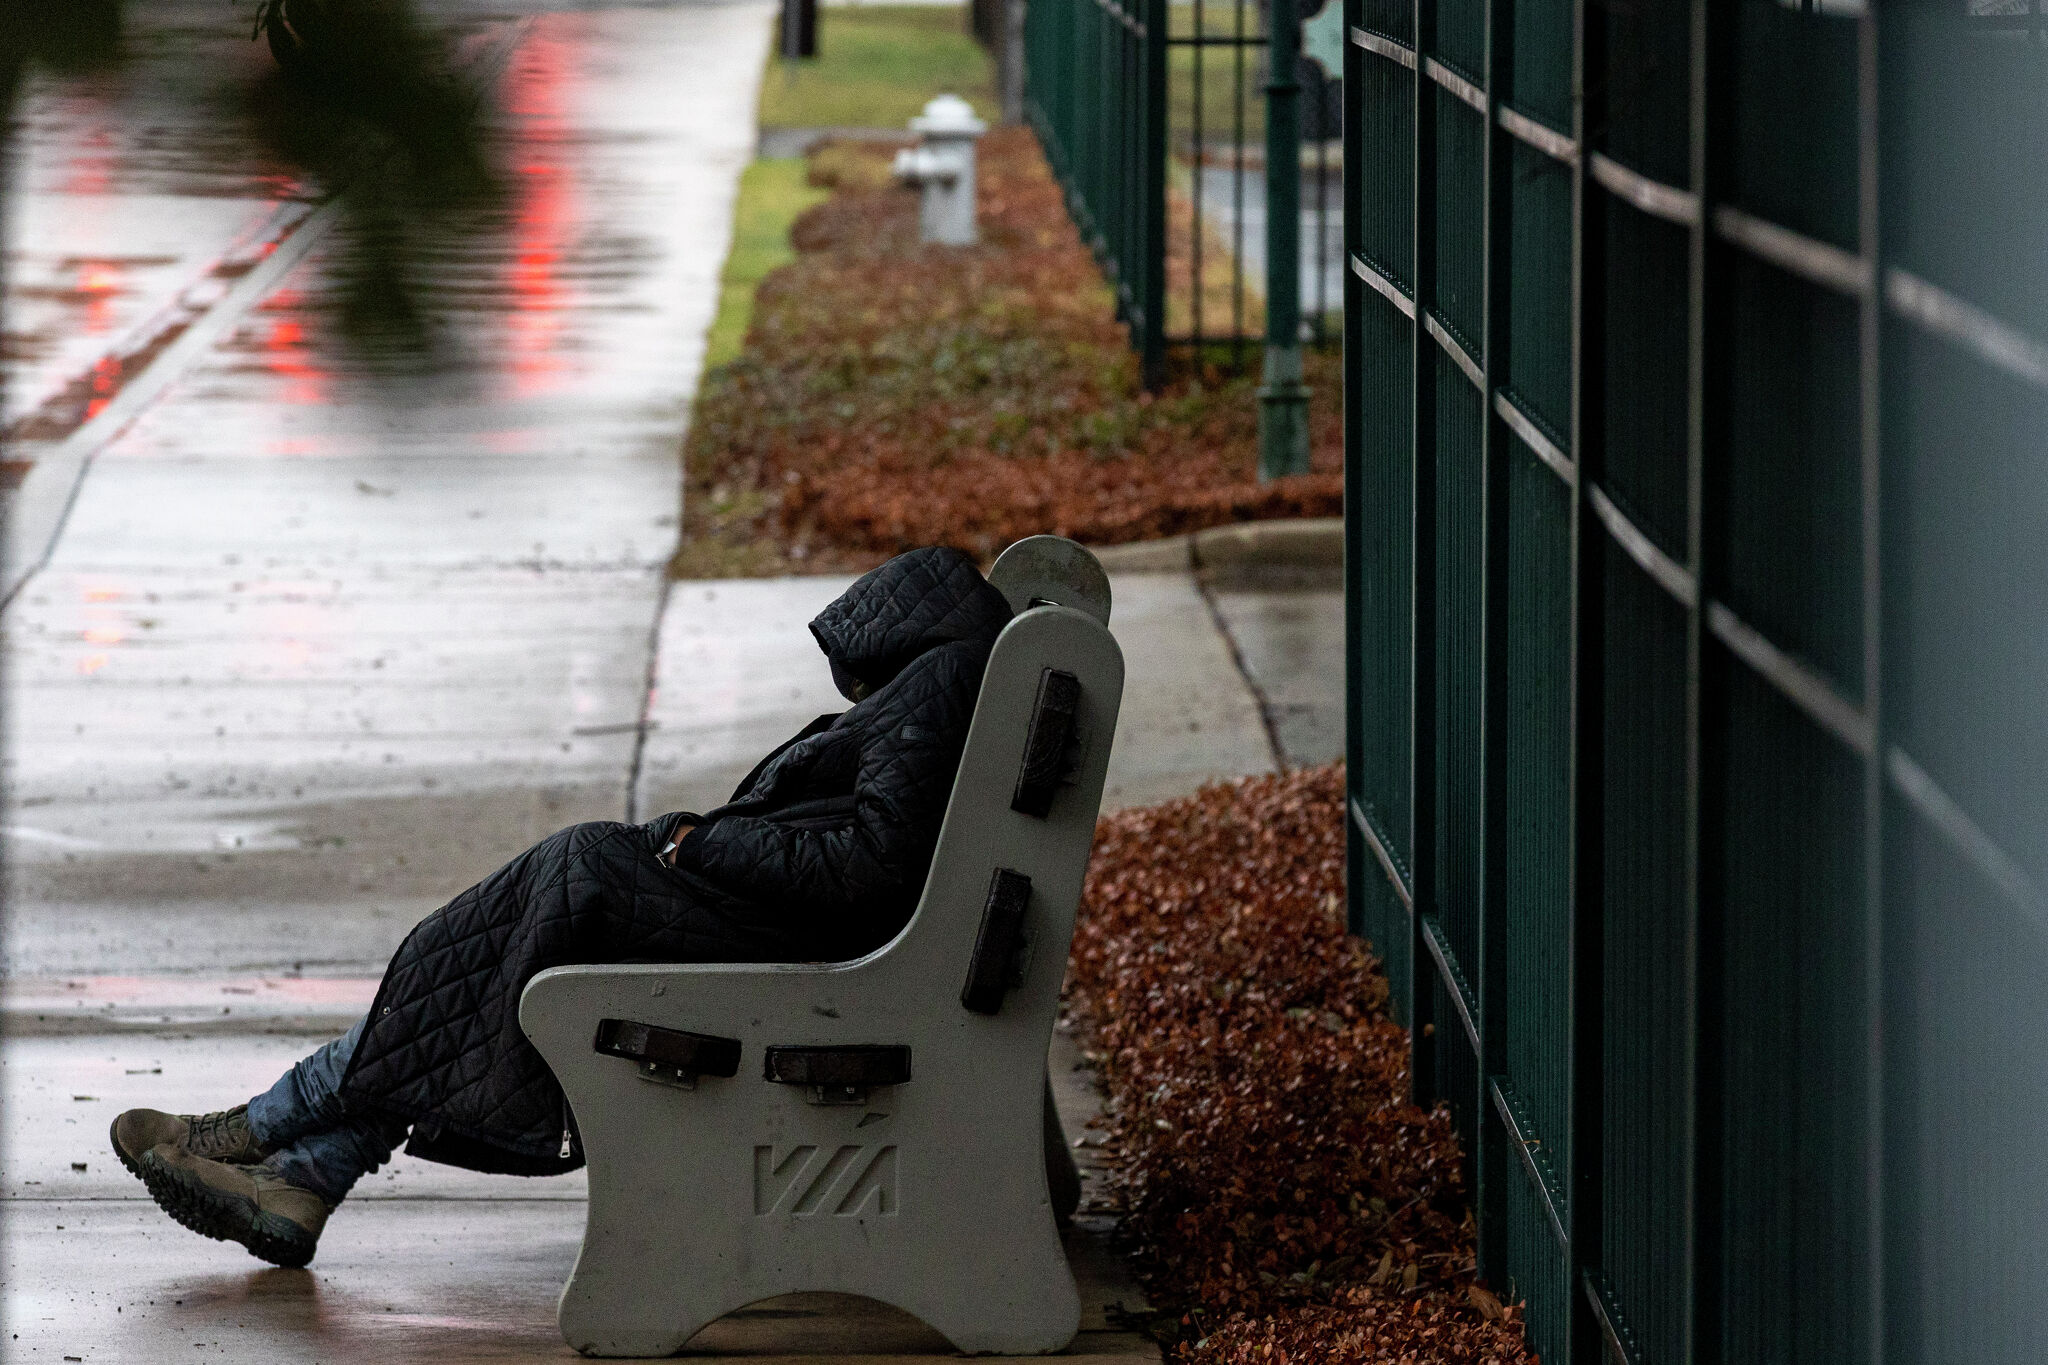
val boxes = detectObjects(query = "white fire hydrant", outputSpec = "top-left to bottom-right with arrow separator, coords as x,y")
891,94 -> 987,246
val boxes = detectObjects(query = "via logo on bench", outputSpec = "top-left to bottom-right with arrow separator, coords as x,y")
752,1144 -> 899,1218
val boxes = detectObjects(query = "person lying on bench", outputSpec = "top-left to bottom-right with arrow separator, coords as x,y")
109,546 -> 1015,1268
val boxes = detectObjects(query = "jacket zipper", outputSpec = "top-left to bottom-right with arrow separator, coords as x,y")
559,1096 -> 573,1160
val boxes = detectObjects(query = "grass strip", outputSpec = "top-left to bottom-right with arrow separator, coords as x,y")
704,158 -> 831,373
758,5 -> 994,130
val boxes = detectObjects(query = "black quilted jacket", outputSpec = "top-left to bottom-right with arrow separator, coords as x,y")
339,548 -> 1014,1175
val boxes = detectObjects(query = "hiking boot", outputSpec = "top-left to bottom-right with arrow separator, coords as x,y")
134,1147 -> 331,1268
110,1104 -> 270,1178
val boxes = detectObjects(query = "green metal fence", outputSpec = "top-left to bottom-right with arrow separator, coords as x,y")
1024,0 -> 1346,380
1343,2 -> 2048,1362
1023,0 -> 1167,381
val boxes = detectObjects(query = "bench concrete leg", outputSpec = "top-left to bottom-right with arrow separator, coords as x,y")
876,1239 -> 1080,1355
1044,1070 -> 1081,1223
556,1185 -> 1080,1358
555,1189 -> 728,1357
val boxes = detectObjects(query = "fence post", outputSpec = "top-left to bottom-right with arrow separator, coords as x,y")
1000,0 -> 1025,122
1259,0 -> 1311,477
1137,0 -> 1168,387
778,0 -> 817,59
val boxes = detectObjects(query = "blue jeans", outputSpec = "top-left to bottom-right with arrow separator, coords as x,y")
246,1018 -> 409,1205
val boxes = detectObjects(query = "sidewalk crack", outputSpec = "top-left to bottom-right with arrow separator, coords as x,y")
1195,575 -> 1289,774
623,574 -> 674,823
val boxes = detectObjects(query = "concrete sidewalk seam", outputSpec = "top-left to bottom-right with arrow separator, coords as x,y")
624,573 -> 677,823
1196,576 -> 1290,776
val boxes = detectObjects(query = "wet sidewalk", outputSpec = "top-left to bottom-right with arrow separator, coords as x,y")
1,1023 -> 1156,1364
4,0 -> 775,979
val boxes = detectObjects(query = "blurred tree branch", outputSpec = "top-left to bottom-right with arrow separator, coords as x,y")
1,0 -> 506,371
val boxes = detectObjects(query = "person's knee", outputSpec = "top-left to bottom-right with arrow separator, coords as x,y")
547,819 -> 630,852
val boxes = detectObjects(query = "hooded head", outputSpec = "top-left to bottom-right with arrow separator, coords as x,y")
810,547 -> 1015,703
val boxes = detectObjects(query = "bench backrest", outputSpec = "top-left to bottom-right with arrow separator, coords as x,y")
870,539 -> 1122,1032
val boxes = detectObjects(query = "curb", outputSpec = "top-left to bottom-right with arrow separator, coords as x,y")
2,975 -> 377,1037
1091,517 -> 1342,578
757,125 -> 915,159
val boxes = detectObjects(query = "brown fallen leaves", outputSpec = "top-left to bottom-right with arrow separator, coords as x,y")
1070,766 -> 1536,1364
677,128 -> 1341,577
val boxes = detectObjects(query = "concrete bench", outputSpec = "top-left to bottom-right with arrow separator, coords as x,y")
520,536 -> 1126,1357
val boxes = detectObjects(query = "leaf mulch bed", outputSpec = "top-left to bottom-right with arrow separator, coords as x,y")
673,128 -> 1342,578
1069,765 -> 1537,1364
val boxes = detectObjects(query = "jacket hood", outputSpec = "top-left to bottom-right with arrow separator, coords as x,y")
810,547 -> 1014,700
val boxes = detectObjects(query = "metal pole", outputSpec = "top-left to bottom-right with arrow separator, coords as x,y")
1000,0 -> 1025,123
1259,0 -> 1311,478
780,0 -> 817,60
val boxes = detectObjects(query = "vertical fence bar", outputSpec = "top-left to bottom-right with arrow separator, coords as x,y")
1259,0 -> 1312,476
1143,0 -> 1168,384
1476,0 -> 1512,1290
1405,0 -> 1441,1115
1569,0 -> 1608,1337
1855,8 -> 1884,1365
1194,0 -> 1208,349
1565,0 -> 1598,1352
1342,0 -> 1365,942
1233,0 -> 1249,369
1687,0 -> 1727,1356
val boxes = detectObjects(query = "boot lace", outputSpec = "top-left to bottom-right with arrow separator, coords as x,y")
186,1107 -> 257,1161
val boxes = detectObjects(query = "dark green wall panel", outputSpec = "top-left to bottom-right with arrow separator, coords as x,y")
1433,968 -> 1482,1152
1434,0 -> 1485,86
1435,352 -> 1487,983
1355,838 -> 1414,1027
1331,5 -> 2048,1364
1886,10 -> 2048,346
1598,545 -> 1691,1365
1357,57 -> 1417,292
1510,0 -> 1574,133
1597,0 -> 1691,187
1500,1139 -> 1573,1365
1359,0 -> 1409,46
1730,0 -> 1859,251
1435,93 -> 1488,359
1599,198 -> 1692,561
1507,140 -> 1574,442
1885,323 -> 2048,892
1713,656 -> 1869,1365
1719,255 -> 1864,697
1884,801 -> 2048,1365
1504,438 -> 1574,1199
1354,297 -> 1416,884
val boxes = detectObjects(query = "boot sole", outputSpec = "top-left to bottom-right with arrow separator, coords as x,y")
134,1149 -> 319,1269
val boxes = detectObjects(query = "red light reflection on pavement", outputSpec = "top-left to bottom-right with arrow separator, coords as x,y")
76,583 -> 127,676
59,112 -> 114,198
76,260 -> 122,335
257,289 -> 328,410
82,354 -> 120,422
501,29 -> 579,398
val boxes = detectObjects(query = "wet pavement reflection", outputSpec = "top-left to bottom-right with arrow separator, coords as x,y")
4,0 -> 777,975
3,0 -> 514,447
